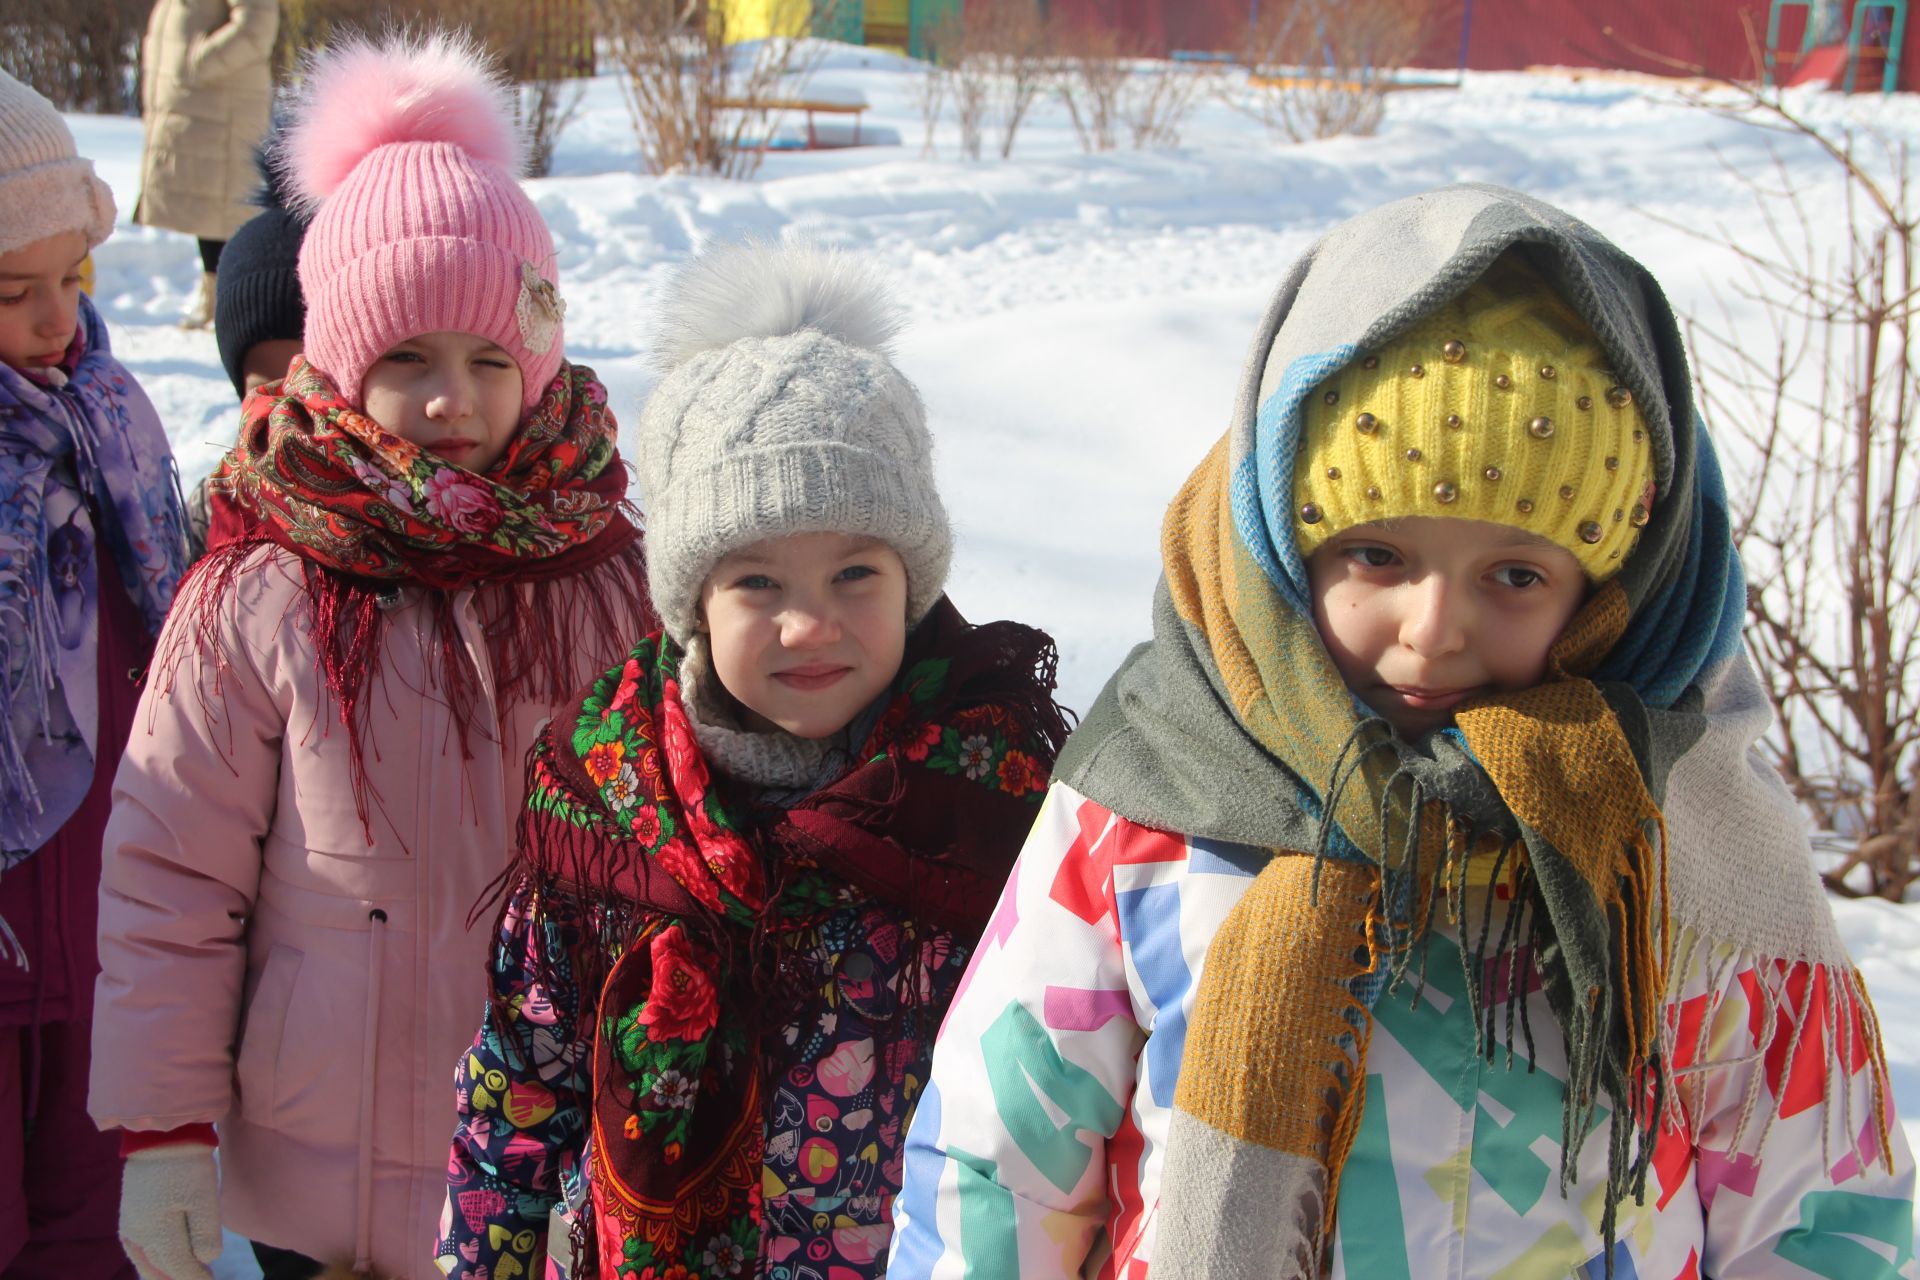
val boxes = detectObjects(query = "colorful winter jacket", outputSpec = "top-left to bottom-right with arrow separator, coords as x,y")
441,885 -> 966,1280
888,782 -> 1919,1280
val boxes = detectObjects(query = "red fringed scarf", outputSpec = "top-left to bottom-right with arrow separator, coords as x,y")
502,599 -> 1069,1276
185,357 -> 653,833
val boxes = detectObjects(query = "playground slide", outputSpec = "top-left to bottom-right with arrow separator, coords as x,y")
1784,43 -> 1849,87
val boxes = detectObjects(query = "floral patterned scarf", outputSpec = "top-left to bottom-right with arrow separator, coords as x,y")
209,355 -> 633,586
190,357 -> 651,831
501,599 -> 1069,1277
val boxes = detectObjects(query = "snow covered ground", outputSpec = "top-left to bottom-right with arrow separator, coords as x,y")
62,48 -> 1920,1274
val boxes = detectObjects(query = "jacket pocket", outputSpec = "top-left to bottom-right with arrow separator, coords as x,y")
235,941 -> 302,1126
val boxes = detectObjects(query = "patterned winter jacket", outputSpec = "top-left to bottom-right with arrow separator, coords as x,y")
440,883 -> 966,1280
888,783 -> 1919,1280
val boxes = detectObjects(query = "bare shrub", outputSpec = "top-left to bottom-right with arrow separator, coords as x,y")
471,0 -> 594,177
592,0 -> 836,179
1055,23 -> 1131,153
968,0 -> 1053,161
515,77 -> 588,177
1235,0 -> 1431,142
1666,87 -> 1920,901
0,0 -> 145,111
929,9 -> 990,161
911,8 -> 963,157
1123,58 -> 1216,150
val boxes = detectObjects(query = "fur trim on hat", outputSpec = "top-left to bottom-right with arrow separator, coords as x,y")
247,117 -> 305,220
651,240 -> 905,373
277,29 -> 524,217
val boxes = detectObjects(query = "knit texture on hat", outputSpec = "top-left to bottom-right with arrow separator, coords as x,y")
638,242 -> 951,645
0,70 -> 115,258
278,31 -> 563,409
215,142 -> 307,397
1292,256 -> 1654,579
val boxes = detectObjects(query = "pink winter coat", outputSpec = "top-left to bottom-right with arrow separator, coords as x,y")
89,545 -> 653,1276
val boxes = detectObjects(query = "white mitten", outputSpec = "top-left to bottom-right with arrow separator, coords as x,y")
118,1142 -> 222,1280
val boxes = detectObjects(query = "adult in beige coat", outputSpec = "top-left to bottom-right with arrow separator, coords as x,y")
136,0 -> 279,327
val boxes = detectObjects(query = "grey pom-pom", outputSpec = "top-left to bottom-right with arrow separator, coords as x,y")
650,241 -> 905,372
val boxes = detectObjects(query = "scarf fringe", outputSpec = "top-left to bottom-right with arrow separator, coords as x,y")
1304,713 -> 1682,1280
1659,924 -> 1895,1183
168,535 -> 651,845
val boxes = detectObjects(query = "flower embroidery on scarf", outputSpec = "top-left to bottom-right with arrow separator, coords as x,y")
955,733 -> 994,780
422,469 -> 505,534
636,926 -> 720,1044
515,260 -> 566,355
347,453 -> 415,511
584,739 -> 626,787
604,763 -> 644,813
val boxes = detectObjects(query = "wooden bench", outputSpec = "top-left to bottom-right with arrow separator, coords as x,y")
714,88 -> 870,150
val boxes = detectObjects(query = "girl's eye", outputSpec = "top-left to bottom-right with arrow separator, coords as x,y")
476,356 -> 514,370
0,293 -> 24,307
1344,545 -> 1398,569
61,274 -> 81,288
732,574 -> 776,591
1491,565 -> 1545,590
384,350 -> 423,364
835,564 -> 878,583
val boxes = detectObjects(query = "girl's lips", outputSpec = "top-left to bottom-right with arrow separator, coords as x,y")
1388,685 -> 1485,711
427,438 -> 477,457
773,666 -> 851,691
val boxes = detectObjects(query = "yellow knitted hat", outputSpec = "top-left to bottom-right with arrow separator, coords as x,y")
1292,257 -> 1654,579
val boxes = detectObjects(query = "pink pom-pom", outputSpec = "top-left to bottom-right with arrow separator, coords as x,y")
277,29 -> 524,215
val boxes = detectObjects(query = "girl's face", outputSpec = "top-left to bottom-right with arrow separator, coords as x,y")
699,532 -> 909,740
1306,516 -> 1588,738
0,230 -> 86,373
359,331 -> 523,473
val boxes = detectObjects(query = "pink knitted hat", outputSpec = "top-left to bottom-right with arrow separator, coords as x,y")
0,70 -> 114,258
279,32 -> 565,409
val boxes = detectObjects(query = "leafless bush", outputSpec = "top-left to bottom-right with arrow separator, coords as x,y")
592,0 -> 835,179
911,9 -> 962,157
0,0 -> 145,111
1053,23 -> 1215,154
971,0 -> 1052,161
923,9 -> 991,161
911,59 -> 948,157
1055,24 -> 1131,153
1667,86 -> 1920,901
516,78 -> 588,177
1234,0 -> 1431,142
1123,59 -> 1216,149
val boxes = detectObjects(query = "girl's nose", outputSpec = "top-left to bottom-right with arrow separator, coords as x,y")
32,296 -> 70,339
1399,573 -> 1468,658
426,374 -> 475,421
780,600 -> 841,649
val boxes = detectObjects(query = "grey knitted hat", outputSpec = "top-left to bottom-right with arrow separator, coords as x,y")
0,71 -> 114,259
638,242 -> 952,645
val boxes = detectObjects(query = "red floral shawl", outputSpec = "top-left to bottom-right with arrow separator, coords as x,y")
184,358 -> 653,831
503,599 -> 1069,1277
